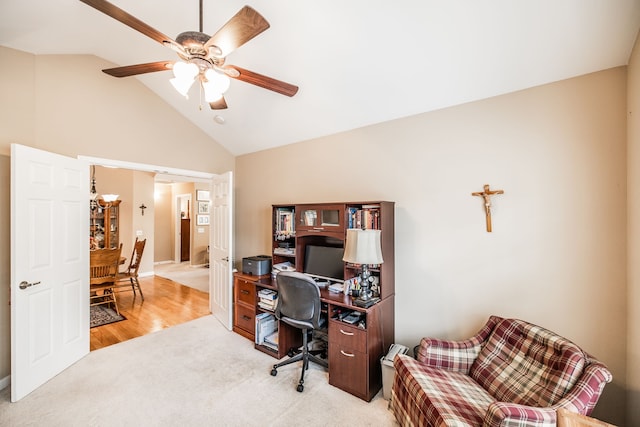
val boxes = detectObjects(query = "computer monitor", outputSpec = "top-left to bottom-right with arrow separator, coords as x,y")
303,245 -> 344,282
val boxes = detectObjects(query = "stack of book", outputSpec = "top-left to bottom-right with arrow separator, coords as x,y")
258,289 -> 278,312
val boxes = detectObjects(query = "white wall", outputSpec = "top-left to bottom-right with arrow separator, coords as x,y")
236,68 -> 628,424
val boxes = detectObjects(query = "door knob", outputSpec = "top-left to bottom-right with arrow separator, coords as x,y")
19,281 -> 41,290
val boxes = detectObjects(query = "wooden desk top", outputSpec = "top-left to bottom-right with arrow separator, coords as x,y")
235,272 -> 372,312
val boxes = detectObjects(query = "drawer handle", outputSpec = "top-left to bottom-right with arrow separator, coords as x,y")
339,329 -> 354,336
240,290 -> 250,295
340,350 -> 355,357
242,315 -> 251,320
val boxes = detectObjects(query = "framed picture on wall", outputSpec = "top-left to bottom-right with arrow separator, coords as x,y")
197,215 -> 210,226
198,201 -> 210,214
196,190 -> 210,201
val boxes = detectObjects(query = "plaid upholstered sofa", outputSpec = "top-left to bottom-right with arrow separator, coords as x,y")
390,315 -> 612,427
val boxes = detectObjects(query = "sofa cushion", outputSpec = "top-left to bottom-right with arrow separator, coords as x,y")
469,318 -> 586,407
393,354 -> 494,426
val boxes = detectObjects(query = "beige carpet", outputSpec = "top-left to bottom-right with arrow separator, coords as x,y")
0,315 -> 398,426
154,262 -> 210,293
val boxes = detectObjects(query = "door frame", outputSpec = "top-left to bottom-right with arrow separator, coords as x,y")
78,155 -> 216,277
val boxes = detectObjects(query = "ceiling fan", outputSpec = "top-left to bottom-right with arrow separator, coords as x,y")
79,0 -> 299,110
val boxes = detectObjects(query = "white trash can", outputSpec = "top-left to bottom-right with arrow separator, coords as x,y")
380,344 -> 409,400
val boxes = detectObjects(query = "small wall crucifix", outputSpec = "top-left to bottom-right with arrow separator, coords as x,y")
139,203 -> 147,216
471,184 -> 504,232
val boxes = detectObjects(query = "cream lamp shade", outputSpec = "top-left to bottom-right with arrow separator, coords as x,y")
343,229 -> 383,265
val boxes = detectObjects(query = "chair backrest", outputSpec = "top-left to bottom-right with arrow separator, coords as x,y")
90,245 -> 122,286
275,271 -> 322,330
125,238 -> 146,275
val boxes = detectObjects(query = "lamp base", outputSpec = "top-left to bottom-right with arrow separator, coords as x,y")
354,296 -> 381,308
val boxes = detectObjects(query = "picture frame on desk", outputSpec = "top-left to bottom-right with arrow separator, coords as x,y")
196,215 -> 210,226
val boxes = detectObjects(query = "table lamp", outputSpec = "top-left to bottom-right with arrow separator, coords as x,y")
343,228 -> 383,308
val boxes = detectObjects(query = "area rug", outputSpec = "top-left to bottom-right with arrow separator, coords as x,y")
90,305 -> 126,328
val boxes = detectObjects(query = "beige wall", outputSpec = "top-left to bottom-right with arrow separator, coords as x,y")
236,68 -> 628,424
0,46 -> 233,390
627,32 -> 640,426
1,42 -> 637,424
154,183 -> 173,262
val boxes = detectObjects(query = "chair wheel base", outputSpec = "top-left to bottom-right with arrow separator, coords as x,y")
270,368 -> 277,376
297,384 -> 304,392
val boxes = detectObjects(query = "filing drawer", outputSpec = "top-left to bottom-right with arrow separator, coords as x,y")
329,320 -> 366,353
236,278 -> 256,306
234,304 -> 255,335
328,343 -> 368,399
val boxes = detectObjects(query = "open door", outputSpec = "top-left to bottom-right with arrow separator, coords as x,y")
210,171 -> 233,329
11,144 -> 89,401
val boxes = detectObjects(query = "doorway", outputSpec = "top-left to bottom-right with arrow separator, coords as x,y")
80,156 -> 220,347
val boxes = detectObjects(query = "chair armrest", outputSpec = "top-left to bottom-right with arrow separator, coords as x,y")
415,315 -> 502,374
483,360 -> 613,426
484,402 -> 556,427
551,359 -> 613,416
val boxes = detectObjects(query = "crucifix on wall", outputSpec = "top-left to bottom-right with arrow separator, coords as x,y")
471,184 -> 504,232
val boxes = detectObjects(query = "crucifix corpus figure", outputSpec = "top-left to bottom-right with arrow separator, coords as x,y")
471,184 -> 504,232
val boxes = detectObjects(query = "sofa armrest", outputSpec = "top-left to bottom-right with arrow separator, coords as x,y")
416,315 -> 502,374
552,359 -> 613,416
484,402 -> 556,427
483,359 -> 613,426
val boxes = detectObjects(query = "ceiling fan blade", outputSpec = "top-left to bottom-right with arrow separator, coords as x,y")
209,97 -> 228,110
103,61 -> 174,78
204,6 -> 270,58
228,66 -> 299,97
79,0 -> 181,51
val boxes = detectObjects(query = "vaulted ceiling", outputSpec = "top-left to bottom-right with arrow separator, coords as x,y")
2,1 -> 640,155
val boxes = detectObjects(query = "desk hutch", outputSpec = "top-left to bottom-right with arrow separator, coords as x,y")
233,201 -> 395,401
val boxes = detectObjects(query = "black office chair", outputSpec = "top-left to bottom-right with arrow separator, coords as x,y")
270,271 -> 328,392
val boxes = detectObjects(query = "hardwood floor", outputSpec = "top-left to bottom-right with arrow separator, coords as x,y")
90,275 -> 210,351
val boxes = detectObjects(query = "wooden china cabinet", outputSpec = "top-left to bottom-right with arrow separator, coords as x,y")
89,199 -> 121,249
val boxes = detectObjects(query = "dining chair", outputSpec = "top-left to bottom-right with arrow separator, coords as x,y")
116,238 -> 147,300
90,244 -> 123,315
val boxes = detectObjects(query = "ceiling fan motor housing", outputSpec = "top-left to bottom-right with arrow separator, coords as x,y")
176,31 -> 222,58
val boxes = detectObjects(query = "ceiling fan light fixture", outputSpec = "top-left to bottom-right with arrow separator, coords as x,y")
204,69 -> 231,93
172,61 -> 199,80
170,76 -> 195,97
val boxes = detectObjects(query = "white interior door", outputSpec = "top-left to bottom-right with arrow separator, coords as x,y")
11,144 -> 89,402
210,171 -> 233,329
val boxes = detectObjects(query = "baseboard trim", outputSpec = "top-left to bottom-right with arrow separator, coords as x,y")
139,271 -> 154,278
0,375 -> 10,391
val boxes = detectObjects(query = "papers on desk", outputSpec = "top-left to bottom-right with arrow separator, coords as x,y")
255,313 -> 277,349
272,261 -> 295,278
328,282 -> 345,293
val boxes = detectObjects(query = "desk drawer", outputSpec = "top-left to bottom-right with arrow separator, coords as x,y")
328,343 -> 368,399
329,320 -> 366,353
234,304 -> 255,334
235,279 -> 256,305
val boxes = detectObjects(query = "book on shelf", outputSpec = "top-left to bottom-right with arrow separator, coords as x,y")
346,205 -> 381,230
258,300 -> 277,311
273,247 -> 295,256
258,289 -> 277,300
275,208 -> 295,239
